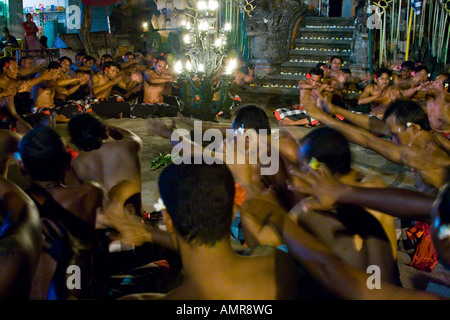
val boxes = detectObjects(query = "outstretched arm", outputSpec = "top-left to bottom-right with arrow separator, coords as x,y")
287,164 -> 434,223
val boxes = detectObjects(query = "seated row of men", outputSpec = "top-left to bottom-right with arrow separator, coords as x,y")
275,57 -> 450,137
0,52 -> 181,128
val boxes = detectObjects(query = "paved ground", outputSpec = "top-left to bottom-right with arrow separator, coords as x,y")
6,101 -> 450,298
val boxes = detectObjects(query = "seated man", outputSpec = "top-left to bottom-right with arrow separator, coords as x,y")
113,157 -> 300,300
399,65 -> 431,105
91,61 -> 137,118
15,125 -> 104,300
33,61 -> 90,122
292,127 -> 399,284
357,68 -> 401,119
67,113 -> 143,216
0,176 -> 42,299
274,67 -> 330,127
391,60 -> 416,89
131,56 -> 179,118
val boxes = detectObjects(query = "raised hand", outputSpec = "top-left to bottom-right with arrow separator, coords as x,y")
287,163 -> 349,214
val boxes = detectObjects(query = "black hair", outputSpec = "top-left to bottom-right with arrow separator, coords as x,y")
47,61 -> 61,70
330,56 -> 343,64
18,126 -> 71,181
375,67 -> 392,78
299,127 -> 352,175
102,60 -> 121,72
309,67 -> 324,77
383,100 -> 431,131
231,104 -> 271,134
401,61 -> 415,70
158,158 -> 235,247
3,28 -> 9,33
75,50 -> 86,59
83,56 -> 96,64
59,56 -> 72,65
40,35 -> 48,48
315,62 -> 328,69
0,56 -> 16,71
68,114 -> 107,152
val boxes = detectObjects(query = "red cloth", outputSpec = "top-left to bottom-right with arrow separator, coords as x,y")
23,21 -> 38,37
406,221 -> 439,272
234,183 -> 246,206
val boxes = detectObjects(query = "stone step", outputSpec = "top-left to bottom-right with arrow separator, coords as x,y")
304,16 -> 355,26
292,42 -> 352,50
295,37 -> 353,46
289,49 -> 352,59
297,27 -> 354,37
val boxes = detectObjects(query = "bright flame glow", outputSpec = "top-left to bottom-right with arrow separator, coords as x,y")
186,21 -> 191,30
198,64 -> 205,72
224,23 -> 232,31
214,38 -> 223,47
198,21 -> 209,31
183,34 -> 191,44
208,0 -> 218,10
186,60 -> 193,71
225,59 -> 237,75
198,1 -> 207,10
174,61 -> 183,74
142,22 -> 148,28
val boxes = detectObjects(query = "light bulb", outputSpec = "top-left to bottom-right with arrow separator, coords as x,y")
208,0 -> 218,10
174,61 -> 183,73
198,64 -> 205,72
198,1 -> 207,10
183,34 -> 191,44
224,23 -> 232,31
186,61 -> 193,71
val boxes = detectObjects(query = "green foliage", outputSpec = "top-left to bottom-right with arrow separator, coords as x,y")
150,153 -> 173,171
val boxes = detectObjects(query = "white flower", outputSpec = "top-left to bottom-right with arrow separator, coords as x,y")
153,198 -> 166,212
438,224 -> 450,240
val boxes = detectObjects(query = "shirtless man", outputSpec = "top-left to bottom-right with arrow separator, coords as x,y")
67,113 -> 143,216
0,175 -> 42,299
304,94 -> 450,192
116,159 -> 299,300
91,61 -> 137,118
358,68 -> 401,118
275,68 -> 333,127
291,127 -> 399,284
131,56 -> 179,118
33,61 -> 90,122
399,65 -> 431,104
0,57 -> 58,118
391,60 -> 415,89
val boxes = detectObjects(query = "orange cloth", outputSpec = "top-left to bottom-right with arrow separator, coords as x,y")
406,221 -> 439,272
234,183 -> 246,206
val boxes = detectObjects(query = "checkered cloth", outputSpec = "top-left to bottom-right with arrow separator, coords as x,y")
274,105 -> 319,126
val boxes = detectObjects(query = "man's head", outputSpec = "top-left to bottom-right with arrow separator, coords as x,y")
101,54 -> 113,66
297,127 -> 352,176
383,100 -> 431,145
19,56 -> 32,68
83,56 -> 96,67
25,13 -> 32,21
374,68 -> 392,89
329,56 -> 343,72
413,65 -> 429,84
17,126 -> 71,182
3,28 -> 9,36
400,61 -> 415,79
308,67 -> 324,86
103,61 -> 121,79
75,50 -> 86,63
123,52 -> 135,63
231,104 -> 271,135
154,56 -> 168,74
434,73 -> 450,92
0,57 -> 19,79
47,61 -> 62,79
158,158 -> 236,247
68,113 -> 107,152
59,56 -> 72,73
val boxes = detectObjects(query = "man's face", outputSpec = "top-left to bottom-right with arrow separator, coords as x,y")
414,69 -> 428,84
375,73 -> 390,89
3,60 -> 19,80
125,54 -> 135,63
106,66 -> 120,79
21,58 -> 32,68
385,114 -> 412,146
308,74 -> 322,87
60,59 -> 71,73
330,58 -> 342,72
401,68 -> 412,79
